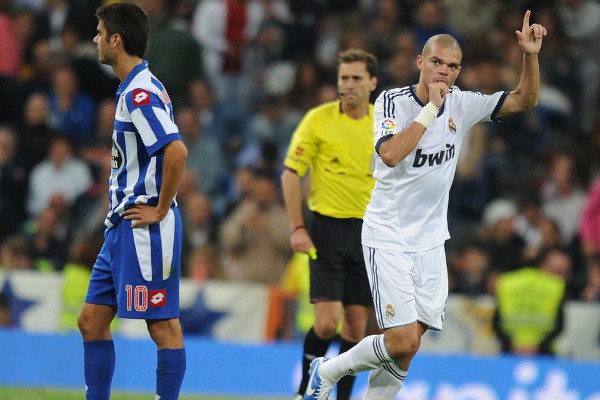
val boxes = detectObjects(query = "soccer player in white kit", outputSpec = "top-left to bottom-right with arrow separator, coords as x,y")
304,10 -> 547,400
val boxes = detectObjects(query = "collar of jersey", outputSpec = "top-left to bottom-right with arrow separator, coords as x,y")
410,84 -> 445,117
116,60 -> 149,97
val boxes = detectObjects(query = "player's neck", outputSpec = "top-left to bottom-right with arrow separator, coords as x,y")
340,101 -> 369,120
113,56 -> 144,82
414,83 -> 430,105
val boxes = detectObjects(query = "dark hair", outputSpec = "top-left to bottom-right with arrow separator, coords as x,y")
338,49 -> 379,78
95,3 -> 149,58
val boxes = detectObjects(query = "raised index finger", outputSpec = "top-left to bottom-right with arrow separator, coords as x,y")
522,10 -> 531,32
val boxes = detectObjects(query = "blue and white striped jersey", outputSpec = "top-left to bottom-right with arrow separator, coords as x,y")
362,85 -> 508,251
105,61 -> 182,228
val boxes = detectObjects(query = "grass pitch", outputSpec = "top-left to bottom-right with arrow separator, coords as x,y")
0,387 -> 290,400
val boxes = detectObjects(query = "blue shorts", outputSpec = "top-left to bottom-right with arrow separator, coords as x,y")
85,207 -> 183,319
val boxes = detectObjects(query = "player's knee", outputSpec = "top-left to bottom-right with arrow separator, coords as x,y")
76,313 -> 87,335
147,319 -> 184,348
313,319 -> 339,339
384,331 -> 420,360
77,312 -> 96,338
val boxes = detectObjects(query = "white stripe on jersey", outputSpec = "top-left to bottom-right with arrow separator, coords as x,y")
130,107 -> 156,147
145,157 -> 158,201
160,209 -> 175,279
362,85 -> 507,251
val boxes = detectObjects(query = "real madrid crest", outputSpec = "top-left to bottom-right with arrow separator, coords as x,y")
385,304 -> 395,318
448,117 -> 457,134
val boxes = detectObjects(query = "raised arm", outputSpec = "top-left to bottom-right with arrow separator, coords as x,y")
498,10 -> 547,117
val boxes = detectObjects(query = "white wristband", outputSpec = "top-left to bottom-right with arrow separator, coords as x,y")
414,103 -> 439,129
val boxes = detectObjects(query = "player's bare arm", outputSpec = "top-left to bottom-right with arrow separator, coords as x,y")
281,167 -> 316,254
498,10 -> 547,117
125,139 -> 188,227
379,81 -> 448,167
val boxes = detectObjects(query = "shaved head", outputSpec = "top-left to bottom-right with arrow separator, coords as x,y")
422,34 -> 461,58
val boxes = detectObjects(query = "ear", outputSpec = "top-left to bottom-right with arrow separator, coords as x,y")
370,76 -> 378,91
416,54 -> 423,70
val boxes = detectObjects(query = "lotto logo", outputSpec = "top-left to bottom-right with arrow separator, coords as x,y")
133,89 -> 150,106
149,289 -> 166,307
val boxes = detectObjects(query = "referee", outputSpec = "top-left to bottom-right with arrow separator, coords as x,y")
281,48 -> 378,400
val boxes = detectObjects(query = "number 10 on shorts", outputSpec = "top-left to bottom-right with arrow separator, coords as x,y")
125,285 -> 167,311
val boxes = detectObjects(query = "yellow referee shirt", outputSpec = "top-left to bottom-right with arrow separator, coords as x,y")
284,101 -> 375,219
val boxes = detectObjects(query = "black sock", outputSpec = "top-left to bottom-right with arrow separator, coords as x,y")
336,337 -> 359,400
297,327 -> 332,395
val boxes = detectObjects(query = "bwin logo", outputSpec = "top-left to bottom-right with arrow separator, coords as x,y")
413,144 -> 455,168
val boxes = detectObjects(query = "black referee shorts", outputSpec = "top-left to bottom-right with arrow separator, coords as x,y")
308,212 -> 373,307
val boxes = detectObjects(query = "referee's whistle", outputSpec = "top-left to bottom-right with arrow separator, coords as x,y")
308,248 -> 317,260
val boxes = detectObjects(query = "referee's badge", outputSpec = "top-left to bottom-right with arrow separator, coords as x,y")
448,118 -> 457,134
385,304 -> 395,318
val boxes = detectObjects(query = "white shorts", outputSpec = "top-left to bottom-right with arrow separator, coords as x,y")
362,245 -> 448,331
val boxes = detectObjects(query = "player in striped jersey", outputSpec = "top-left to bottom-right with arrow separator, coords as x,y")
304,10 -> 547,400
77,4 -> 188,400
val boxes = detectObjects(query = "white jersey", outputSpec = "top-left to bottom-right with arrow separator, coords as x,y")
362,85 -> 507,251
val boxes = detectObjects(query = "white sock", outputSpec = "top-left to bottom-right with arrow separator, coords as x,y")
362,364 -> 407,400
321,335 -> 393,382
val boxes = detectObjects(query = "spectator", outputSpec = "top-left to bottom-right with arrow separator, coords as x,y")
13,6 -> 49,79
365,0 -> 403,63
181,191 -> 218,247
580,254 -> 600,302
0,0 -> 24,78
220,167 -> 291,285
26,135 -> 93,217
557,0 -> 600,134
481,198 -> 526,274
59,234 -> 104,331
539,152 -> 587,248
522,217 -> 562,266
579,175 -> 600,258
241,94 -> 303,170
277,0 -> 323,62
187,243 -> 223,282
441,0 -> 500,40
450,241 -> 492,296
191,0 -> 266,113
493,247 -> 571,356
24,198 -> 70,271
0,234 -> 34,270
221,164 -> 256,217
145,11 -> 204,104
0,125 -> 28,240
186,78 -> 247,166
79,97 -> 115,166
16,91 -> 57,173
180,190 -> 219,272
59,19 -> 119,102
412,0 -> 460,51
286,60 -> 326,113
22,39 -> 54,93
176,105 -> 224,197
68,151 -> 110,241
47,62 -> 97,149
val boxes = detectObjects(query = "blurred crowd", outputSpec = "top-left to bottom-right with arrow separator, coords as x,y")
0,0 -> 600,313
